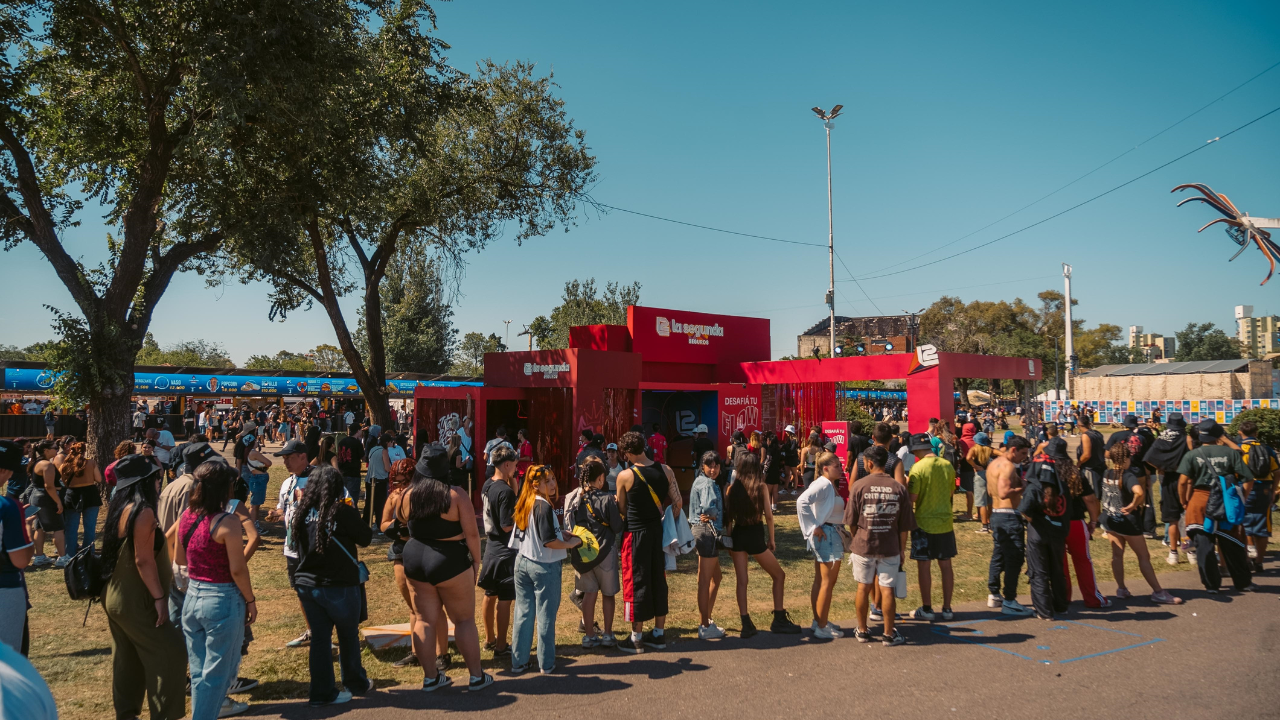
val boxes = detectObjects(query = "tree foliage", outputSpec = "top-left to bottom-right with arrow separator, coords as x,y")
450,332 -> 505,377
1174,322 -> 1243,362
529,278 -> 641,349
222,3 -> 597,427
136,333 -> 234,368
244,351 -> 317,372
1228,409 -> 1280,447
357,246 -> 455,374
0,0 -> 360,458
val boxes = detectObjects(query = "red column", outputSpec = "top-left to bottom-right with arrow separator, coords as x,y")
905,366 -> 954,433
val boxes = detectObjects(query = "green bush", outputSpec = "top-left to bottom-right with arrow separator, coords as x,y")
845,402 -> 876,427
1227,408 -> 1280,446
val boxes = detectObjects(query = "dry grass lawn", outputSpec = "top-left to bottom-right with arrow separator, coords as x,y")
27,428 -> 1254,719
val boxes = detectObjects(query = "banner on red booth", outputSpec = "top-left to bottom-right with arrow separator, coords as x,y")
628,305 -> 770,365
821,421 -> 851,464
719,385 -> 761,439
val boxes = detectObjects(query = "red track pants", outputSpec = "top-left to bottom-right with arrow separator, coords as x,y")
1063,519 -> 1108,608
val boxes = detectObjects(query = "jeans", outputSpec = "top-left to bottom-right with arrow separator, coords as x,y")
343,476 -> 363,514
512,555 -> 562,673
296,584 -> 368,702
987,512 -> 1025,601
63,505 -> 98,557
182,580 -> 246,720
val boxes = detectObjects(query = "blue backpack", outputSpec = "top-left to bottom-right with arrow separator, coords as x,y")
1203,474 -> 1246,533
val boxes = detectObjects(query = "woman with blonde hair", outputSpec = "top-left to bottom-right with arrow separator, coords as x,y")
796,451 -> 845,639
1102,443 -> 1183,605
509,464 -> 581,674
60,441 -> 104,557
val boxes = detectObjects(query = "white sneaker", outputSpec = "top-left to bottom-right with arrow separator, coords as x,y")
31,555 -> 52,567
218,698 -> 250,717
1187,550 -> 1198,564
987,594 -> 1002,608
581,634 -> 601,649
1166,551 -> 1179,566
813,624 -> 844,639
869,604 -> 882,620
54,555 -> 72,568
1001,600 -> 1033,616
1247,545 -> 1259,559
698,622 -> 726,640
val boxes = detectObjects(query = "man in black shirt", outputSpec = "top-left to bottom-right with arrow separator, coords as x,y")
691,424 -> 715,465
846,420 -> 871,462
478,446 -> 519,656
335,427 -> 365,513
576,434 -> 606,469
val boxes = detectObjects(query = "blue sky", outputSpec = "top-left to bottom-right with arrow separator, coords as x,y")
3,0 -> 1279,363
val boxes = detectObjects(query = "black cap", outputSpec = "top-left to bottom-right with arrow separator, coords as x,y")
1196,418 -> 1223,439
1123,414 -> 1139,429
0,440 -> 21,472
114,454 -> 161,490
1045,437 -> 1070,461
1166,412 -> 1186,430
909,433 -> 933,452
414,442 -> 449,480
182,442 -> 222,473
273,439 -> 308,457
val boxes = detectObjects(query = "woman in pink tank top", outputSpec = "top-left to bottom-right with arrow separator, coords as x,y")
171,462 -> 257,720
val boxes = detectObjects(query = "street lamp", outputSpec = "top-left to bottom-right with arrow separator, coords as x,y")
503,320 -> 512,349
812,103 -> 844,358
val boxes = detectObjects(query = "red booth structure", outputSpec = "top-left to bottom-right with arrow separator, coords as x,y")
415,305 -> 1041,501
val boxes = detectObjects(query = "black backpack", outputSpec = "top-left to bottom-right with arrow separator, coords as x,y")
1241,439 -> 1271,480
63,544 -> 105,601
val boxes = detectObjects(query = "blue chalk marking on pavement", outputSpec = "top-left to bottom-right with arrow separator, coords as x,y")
1063,620 -> 1142,638
1037,645 -> 1050,650
1057,638 -> 1164,664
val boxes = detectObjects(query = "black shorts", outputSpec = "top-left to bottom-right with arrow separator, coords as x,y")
621,524 -> 668,623
730,523 -> 768,556
1159,474 -> 1184,524
764,471 -> 782,486
286,555 -> 300,587
30,489 -> 64,533
909,529 -> 957,561
477,544 -> 516,601
402,538 -> 472,586
957,471 -> 975,493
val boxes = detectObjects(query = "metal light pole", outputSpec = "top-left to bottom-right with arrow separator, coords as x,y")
812,104 -> 843,357
1053,336 -> 1061,400
1062,264 -> 1075,405
503,320 -> 512,348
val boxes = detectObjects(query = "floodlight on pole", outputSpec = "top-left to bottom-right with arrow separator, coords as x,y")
812,103 -> 843,358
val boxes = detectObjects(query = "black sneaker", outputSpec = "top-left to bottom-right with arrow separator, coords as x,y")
226,676 -> 259,694
770,610 -> 801,634
641,630 -> 666,650
881,629 -> 905,646
421,674 -> 452,692
853,628 -> 874,643
435,653 -> 452,673
392,653 -> 420,668
740,614 -> 758,639
467,673 -> 494,692
615,635 -> 644,654
491,645 -> 512,658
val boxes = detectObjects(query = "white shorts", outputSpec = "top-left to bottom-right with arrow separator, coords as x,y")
850,553 -> 899,587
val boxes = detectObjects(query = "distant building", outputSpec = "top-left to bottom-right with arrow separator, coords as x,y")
1236,305 -> 1280,358
798,315 -> 910,358
1127,325 -> 1175,361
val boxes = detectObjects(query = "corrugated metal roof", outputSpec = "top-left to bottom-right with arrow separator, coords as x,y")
1078,359 -> 1251,378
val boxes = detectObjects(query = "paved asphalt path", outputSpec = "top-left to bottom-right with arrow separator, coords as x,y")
249,564 -> 1279,720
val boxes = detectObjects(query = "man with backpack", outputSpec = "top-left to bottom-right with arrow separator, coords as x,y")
1235,420 -> 1276,573
563,459 -> 624,648
1177,419 -> 1254,593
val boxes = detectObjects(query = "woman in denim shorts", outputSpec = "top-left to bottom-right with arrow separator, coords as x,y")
688,451 -> 727,640
796,452 -> 846,639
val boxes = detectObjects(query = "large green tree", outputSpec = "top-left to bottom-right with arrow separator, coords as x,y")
136,334 -> 234,368
529,278 -> 641,349
0,0 -> 358,460
450,332 -> 506,377
357,245 -> 455,374
225,2 -> 597,428
1174,322 -> 1243,361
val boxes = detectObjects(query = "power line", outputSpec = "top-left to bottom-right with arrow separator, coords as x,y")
849,103 -> 1280,282
742,274 -> 1059,315
597,204 -> 825,248
859,57 -> 1280,276
833,250 -> 882,314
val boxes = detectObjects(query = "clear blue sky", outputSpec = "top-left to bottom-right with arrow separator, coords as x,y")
3,0 -> 1279,363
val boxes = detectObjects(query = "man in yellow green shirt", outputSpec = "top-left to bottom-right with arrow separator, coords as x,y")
906,433 -> 958,621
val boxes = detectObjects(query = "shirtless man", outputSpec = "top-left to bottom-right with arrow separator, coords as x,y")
985,435 -> 1033,615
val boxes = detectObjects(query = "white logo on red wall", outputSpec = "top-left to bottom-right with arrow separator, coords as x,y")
523,362 -> 570,379
656,315 -> 725,347
722,406 -> 760,436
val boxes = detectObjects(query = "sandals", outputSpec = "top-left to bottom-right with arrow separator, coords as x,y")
1151,591 -> 1183,605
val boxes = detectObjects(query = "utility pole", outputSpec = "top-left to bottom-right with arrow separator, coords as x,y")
1062,263 -> 1075,406
1053,336 -> 1061,401
503,320 -> 512,348
812,104 -> 843,358
904,308 -> 924,352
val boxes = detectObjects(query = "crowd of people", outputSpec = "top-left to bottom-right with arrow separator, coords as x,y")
0,403 -> 1273,718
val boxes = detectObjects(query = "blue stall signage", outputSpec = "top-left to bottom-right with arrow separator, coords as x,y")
4,368 -> 480,396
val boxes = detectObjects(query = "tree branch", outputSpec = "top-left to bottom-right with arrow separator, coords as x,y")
82,2 -> 152,99
131,232 -> 224,331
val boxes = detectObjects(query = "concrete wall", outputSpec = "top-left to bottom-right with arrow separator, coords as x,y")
1073,361 -> 1273,400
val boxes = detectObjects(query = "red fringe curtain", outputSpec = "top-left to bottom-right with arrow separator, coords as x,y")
528,388 -> 574,493
765,382 -> 836,436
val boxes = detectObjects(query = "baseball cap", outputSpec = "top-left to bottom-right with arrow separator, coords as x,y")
273,439 -> 308,456
1002,430 -> 1014,446
909,433 -> 933,452
606,443 -> 618,451
694,424 -> 708,434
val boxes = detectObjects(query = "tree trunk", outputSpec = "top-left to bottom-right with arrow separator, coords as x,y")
88,387 -> 133,465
